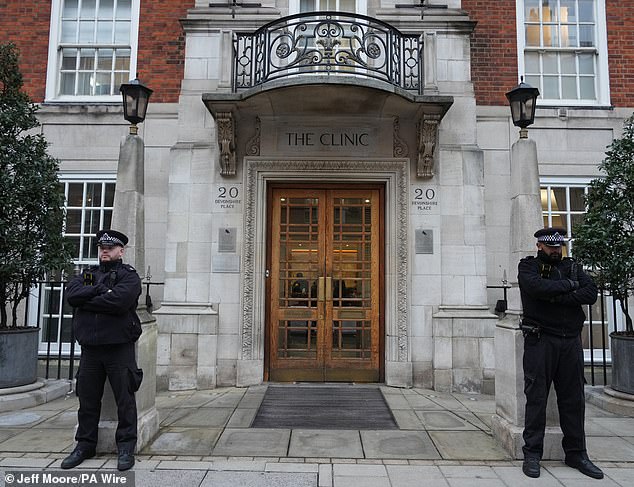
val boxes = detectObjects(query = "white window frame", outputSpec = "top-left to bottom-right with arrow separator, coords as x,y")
289,0 -> 367,15
516,0 -> 610,106
31,174 -> 117,356
541,177 -> 625,364
45,0 -> 141,103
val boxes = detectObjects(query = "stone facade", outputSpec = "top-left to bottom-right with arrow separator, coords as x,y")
4,1 -> 634,393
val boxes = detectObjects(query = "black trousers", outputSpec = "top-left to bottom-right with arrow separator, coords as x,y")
75,342 -> 138,452
522,332 -> 586,460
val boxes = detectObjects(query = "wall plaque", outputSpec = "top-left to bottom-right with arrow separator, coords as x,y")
415,229 -> 434,254
218,227 -> 237,253
213,183 -> 242,213
411,186 -> 439,214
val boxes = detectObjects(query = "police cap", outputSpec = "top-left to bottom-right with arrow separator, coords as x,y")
534,227 -> 566,247
96,229 -> 128,247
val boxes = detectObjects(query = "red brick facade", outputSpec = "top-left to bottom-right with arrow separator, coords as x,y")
464,0 -> 634,107
606,3 -> 634,107
0,1 -> 192,104
462,0 -> 519,106
0,2 -> 52,101
2,1 -> 632,107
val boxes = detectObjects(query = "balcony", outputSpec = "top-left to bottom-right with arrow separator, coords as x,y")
232,11 -> 422,94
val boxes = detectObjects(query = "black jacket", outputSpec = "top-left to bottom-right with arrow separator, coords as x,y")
518,255 -> 598,336
66,260 -> 142,346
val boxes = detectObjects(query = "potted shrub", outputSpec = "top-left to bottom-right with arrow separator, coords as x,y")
0,43 -> 72,388
573,113 -> 634,395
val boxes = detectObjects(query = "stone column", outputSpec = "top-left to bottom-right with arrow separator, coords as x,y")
96,131 -> 160,453
491,134 -> 563,460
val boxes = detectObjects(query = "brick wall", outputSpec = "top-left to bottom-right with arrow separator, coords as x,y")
137,0 -> 192,103
0,2 -> 52,101
462,0 -> 519,106
464,0 -> 634,108
607,3 -> 634,107
0,1 -> 191,104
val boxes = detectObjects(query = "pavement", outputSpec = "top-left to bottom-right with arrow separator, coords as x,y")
0,382 -> 633,486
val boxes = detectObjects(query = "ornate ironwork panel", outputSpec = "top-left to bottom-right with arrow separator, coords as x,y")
233,12 -> 422,93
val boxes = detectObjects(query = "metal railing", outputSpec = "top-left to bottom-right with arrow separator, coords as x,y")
488,282 -> 629,386
21,278 -> 163,381
233,11 -> 423,93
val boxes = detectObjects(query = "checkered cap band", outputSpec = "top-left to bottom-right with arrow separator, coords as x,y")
98,233 -> 125,247
537,232 -> 565,245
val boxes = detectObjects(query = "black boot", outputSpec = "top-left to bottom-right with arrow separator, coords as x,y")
522,457 -> 540,478
117,451 -> 135,471
61,447 -> 96,469
565,455 -> 604,479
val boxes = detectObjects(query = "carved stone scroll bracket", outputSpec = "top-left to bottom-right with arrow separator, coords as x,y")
393,116 -> 409,158
417,113 -> 441,179
246,116 -> 261,156
215,111 -> 237,176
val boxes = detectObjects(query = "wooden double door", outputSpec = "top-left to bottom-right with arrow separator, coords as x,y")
267,186 -> 383,382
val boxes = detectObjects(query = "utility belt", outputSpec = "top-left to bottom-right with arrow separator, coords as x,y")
520,320 -> 578,339
520,320 -> 542,338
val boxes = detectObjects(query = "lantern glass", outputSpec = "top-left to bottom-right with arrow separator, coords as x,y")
505,81 -> 540,129
120,79 -> 153,125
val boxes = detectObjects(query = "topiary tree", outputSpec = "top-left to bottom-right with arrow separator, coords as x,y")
573,114 -> 634,335
0,43 -> 73,329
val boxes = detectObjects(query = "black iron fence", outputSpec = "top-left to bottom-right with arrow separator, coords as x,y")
233,11 -> 423,92
20,279 -> 626,386
21,279 -> 163,381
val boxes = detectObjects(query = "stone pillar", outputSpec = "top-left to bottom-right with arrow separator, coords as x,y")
96,131 -> 160,453
491,133 -> 563,460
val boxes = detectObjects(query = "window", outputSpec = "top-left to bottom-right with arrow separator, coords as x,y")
540,179 -> 625,364
33,177 -> 116,355
290,0 -> 366,14
46,0 -> 140,101
517,1 -> 609,105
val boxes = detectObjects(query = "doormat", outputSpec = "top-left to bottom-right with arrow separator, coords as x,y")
251,386 -> 397,429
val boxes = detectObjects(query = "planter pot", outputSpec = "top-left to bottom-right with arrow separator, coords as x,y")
0,327 -> 40,388
610,333 -> 634,395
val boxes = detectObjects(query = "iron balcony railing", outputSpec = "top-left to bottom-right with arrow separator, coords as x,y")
233,11 -> 423,93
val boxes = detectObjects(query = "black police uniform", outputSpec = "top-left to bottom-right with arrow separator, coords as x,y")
66,254 -> 142,454
518,250 -> 597,461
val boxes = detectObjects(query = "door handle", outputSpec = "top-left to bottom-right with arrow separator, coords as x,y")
325,277 -> 332,302
318,277 -> 325,302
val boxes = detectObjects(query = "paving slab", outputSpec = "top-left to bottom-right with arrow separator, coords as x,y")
444,478 -> 506,487
415,411 -> 478,431
226,408 -> 257,428
134,469 -> 207,487
452,411 -> 490,431
36,410 -> 79,429
332,464 -> 387,476
213,428 -> 290,457
360,431 -> 441,460
205,391 -> 247,408
590,417 -> 634,437
211,460 -> 267,471
385,465 -> 448,487
143,427 -> 222,455
289,430 -> 363,459
428,431 -> 510,461
333,475 -> 390,487
391,410 -> 424,430
492,465 -> 566,486
0,427 -> 74,453
0,429 -> 22,444
200,471 -> 317,487
586,436 -> 634,462
166,407 -> 234,427
0,410 -> 57,428
604,467 -> 634,486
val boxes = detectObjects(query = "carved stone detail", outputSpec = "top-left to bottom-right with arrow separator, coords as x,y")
393,116 -> 408,158
241,159 -> 409,362
245,116 -> 261,156
216,111 -> 236,176
417,113 -> 441,178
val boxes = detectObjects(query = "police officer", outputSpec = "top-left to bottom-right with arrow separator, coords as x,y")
61,230 -> 142,471
518,227 -> 603,479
